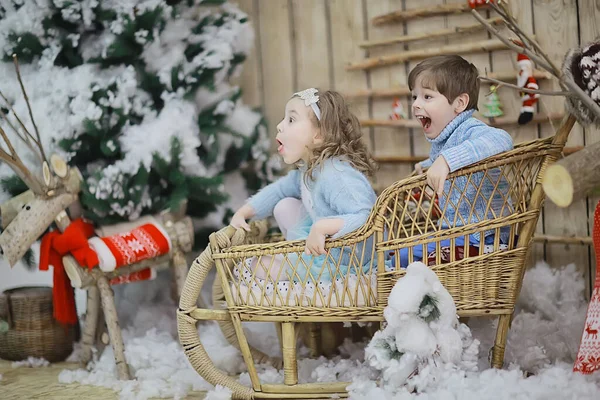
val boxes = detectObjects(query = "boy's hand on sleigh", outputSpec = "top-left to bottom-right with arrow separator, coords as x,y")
230,204 -> 254,231
305,218 -> 344,256
426,157 -> 450,197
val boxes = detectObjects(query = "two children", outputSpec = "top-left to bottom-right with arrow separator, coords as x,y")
232,54 -> 513,281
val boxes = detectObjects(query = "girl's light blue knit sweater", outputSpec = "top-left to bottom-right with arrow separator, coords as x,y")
248,158 -> 376,238
419,110 -> 514,240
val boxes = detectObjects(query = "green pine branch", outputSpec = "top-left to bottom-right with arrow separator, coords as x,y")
418,294 -> 441,323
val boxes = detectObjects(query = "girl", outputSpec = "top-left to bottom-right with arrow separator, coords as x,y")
230,88 -> 377,284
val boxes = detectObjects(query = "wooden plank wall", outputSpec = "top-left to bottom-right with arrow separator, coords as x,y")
234,0 -> 599,295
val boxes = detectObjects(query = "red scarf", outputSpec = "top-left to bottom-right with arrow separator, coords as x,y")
39,218 -> 99,325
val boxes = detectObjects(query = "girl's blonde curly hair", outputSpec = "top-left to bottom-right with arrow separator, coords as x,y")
301,90 -> 377,180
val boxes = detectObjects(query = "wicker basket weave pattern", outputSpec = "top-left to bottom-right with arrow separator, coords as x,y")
0,286 -> 75,362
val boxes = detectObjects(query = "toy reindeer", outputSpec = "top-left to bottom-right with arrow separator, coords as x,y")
0,56 -> 194,380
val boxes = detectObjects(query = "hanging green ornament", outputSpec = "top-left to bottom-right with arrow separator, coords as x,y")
482,85 -> 504,119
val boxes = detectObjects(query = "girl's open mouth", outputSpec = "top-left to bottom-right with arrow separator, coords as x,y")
276,139 -> 284,153
417,115 -> 431,130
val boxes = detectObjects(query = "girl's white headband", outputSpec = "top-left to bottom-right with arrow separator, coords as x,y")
293,88 -> 321,121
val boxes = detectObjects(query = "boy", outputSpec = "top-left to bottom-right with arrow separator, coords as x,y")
396,55 -> 513,267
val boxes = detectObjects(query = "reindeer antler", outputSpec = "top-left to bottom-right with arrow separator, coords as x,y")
471,2 -> 600,121
12,55 -> 48,165
0,125 -> 46,195
0,55 -> 50,195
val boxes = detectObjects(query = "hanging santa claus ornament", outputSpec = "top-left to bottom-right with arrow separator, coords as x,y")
515,41 -> 540,125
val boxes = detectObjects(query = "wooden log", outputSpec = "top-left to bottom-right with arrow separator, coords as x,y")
532,234 -> 593,245
542,139 -> 600,208
0,192 -> 78,266
361,112 -> 564,129
372,2 -> 474,25
164,216 -> 194,253
64,215 -> 191,289
170,249 -> 188,302
63,255 -> 95,288
346,70 -> 552,100
360,18 -> 502,48
0,189 -> 34,229
65,254 -> 171,289
94,270 -> 131,380
80,285 -> 99,366
347,39 -> 508,71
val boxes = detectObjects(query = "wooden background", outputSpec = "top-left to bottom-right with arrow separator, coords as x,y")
233,0 -> 600,296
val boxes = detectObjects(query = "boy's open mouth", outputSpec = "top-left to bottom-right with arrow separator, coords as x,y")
276,138 -> 284,153
417,115 -> 431,130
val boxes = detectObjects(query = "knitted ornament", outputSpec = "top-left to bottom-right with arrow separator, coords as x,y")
573,200 -> 600,374
516,50 -> 540,125
562,37 -> 600,127
40,219 -> 170,325
88,223 -> 171,272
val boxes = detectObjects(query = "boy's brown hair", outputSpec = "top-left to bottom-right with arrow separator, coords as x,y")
408,55 -> 480,110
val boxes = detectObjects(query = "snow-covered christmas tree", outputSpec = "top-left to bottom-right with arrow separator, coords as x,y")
0,0 -> 278,247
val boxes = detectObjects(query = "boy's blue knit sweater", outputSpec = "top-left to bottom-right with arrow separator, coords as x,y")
419,110 -> 514,241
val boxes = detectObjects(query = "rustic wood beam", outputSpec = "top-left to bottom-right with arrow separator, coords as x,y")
372,2 -> 477,26
360,18 -> 502,48
532,234 -> 593,245
345,70 -> 552,100
347,39 -> 508,71
361,112 -> 564,129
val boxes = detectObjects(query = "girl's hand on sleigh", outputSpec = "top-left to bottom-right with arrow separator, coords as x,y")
414,162 -> 424,175
230,204 -> 254,231
305,218 -> 344,256
305,225 -> 327,255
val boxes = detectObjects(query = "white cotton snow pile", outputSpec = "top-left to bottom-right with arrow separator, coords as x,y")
204,384 -> 233,400
53,260 -> 600,399
469,261 -> 589,372
11,357 -> 50,368
58,272 -> 280,400
355,261 -> 479,394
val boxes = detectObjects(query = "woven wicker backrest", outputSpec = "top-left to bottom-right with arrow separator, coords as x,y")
373,137 -> 563,313
216,116 -> 575,316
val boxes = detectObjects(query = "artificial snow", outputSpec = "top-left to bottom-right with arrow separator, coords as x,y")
47,261 -> 600,399
204,385 -> 233,400
11,357 -> 50,368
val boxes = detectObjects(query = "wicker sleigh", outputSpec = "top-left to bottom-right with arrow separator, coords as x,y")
178,115 -> 576,399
